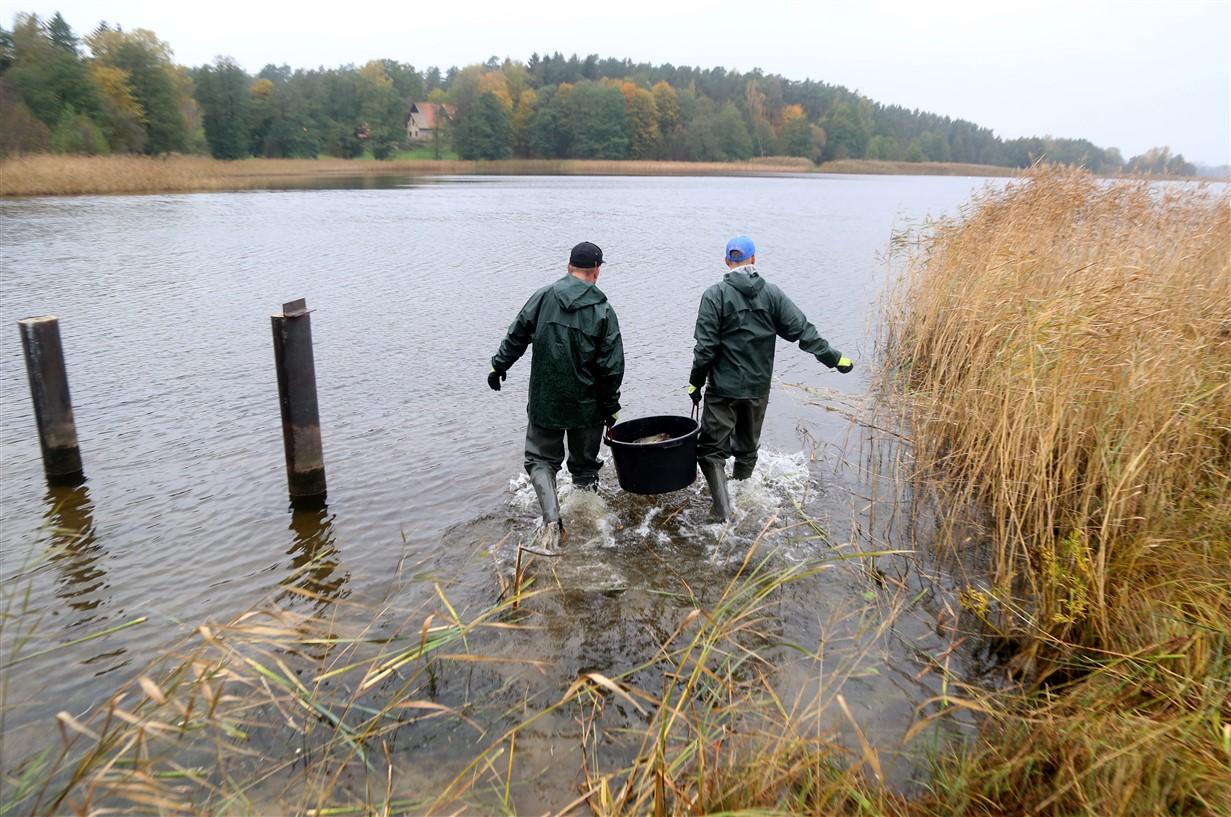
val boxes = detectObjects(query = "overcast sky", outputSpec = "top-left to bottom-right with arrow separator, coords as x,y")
5,0 -> 1229,165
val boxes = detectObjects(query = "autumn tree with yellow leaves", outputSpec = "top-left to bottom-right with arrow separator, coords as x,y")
0,11 -> 1153,173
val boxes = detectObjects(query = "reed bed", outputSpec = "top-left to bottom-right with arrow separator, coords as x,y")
2,519 -> 936,816
816,160 -> 1017,178
0,155 -> 815,197
879,166 -> 1231,816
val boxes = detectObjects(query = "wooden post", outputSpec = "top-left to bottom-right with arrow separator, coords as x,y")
272,298 -> 326,506
18,316 -> 84,485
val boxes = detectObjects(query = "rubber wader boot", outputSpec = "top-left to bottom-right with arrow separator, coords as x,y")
529,469 -> 568,546
699,460 -> 734,522
535,519 -> 567,551
530,468 -> 561,524
732,461 -> 755,481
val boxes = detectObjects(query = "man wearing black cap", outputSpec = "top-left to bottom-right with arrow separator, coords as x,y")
488,241 -> 624,544
688,235 -> 853,521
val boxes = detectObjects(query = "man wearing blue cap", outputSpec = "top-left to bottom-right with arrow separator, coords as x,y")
489,241 -> 624,545
688,236 -> 853,521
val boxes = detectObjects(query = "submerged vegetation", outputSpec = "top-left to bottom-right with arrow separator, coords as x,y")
880,166 -> 1230,816
1,527 -> 930,816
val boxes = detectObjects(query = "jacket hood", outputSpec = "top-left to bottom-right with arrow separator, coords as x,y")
724,265 -> 765,297
554,274 -> 607,311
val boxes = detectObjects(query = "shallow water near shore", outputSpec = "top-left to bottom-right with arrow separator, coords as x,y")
1,173 -> 1000,807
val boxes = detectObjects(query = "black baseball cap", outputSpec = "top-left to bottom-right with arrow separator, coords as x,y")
569,241 -> 604,269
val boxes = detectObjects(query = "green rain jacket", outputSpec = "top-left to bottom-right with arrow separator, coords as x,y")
492,274 -> 624,430
689,265 -> 843,399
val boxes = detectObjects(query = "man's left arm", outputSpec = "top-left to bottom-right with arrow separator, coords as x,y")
773,288 -> 845,368
596,309 -> 624,423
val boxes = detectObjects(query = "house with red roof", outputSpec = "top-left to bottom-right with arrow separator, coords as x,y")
405,102 -> 454,141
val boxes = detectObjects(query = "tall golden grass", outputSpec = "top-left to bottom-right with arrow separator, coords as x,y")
880,166 -> 1231,816
0,154 -> 817,197
817,159 -> 1018,177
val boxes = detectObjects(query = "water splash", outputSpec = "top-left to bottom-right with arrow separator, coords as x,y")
728,450 -> 812,521
506,453 -> 613,514
560,489 -> 615,549
507,449 -> 814,561
634,506 -> 663,539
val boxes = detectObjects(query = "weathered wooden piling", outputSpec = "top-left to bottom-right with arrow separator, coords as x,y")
272,298 -> 327,505
18,316 -> 84,485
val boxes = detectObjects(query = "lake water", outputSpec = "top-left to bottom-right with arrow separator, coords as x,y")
0,173 -> 1003,808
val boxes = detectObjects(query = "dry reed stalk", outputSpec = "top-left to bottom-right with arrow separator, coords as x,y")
880,165 -> 1231,816
1,585 -> 536,816
543,523 -> 917,817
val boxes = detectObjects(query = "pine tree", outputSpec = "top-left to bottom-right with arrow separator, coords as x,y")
47,13 -> 77,53
196,57 -> 249,159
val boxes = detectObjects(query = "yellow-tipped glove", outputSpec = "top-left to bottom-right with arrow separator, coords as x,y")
487,367 -> 506,391
687,384 -> 702,406
835,357 -> 853,374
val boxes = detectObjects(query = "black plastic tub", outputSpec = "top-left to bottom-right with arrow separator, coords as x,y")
605,414 -> 700,495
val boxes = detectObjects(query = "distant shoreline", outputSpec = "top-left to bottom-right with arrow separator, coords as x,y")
1,155 -> 1212,198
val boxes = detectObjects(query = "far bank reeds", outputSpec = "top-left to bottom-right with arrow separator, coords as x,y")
0,154 -> 818,197
880,166 -> 1231,816
0,154 -> 1034,198
816,159 -> 1018,177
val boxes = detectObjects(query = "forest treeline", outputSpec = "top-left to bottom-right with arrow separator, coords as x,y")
0,11 -> 1200,175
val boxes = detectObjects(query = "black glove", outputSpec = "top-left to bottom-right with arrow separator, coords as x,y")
688,384 -> 702,406
606,412 -> 619,429
487,368 -> 506,391
835,357 -> 854,374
